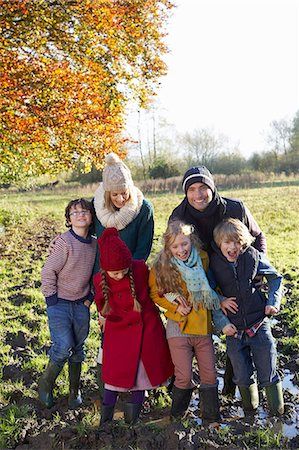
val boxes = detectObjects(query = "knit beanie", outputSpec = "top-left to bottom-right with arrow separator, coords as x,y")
182,166 -> 215,193
98,227 -> 132,271
102,152 -> 133,192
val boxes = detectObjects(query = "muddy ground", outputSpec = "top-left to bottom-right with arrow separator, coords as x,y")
0,218 -> 298,450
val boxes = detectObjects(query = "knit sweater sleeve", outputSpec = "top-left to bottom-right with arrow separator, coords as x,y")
244,205 -> 267,254
132,200 -> 154,261
41,236 -> 68,301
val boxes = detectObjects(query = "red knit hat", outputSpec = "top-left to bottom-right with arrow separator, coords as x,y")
98,228 -> 132,271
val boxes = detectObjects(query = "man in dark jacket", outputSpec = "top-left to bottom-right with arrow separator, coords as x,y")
169,166 -> 267,395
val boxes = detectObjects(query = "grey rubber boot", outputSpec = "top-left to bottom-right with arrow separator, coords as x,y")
124,403 -> 142,425
68,362 -> 82,409
38,360 -> 62,408
265,381 -> 284,416
100,404 -> 115,425
238,383 -> 259,413
170,386 -> 193,418
199,385 -> 221,422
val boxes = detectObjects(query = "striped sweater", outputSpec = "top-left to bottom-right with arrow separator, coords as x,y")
41,229 -> 97,306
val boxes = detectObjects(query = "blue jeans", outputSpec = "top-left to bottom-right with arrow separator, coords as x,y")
226,321 -> 279,388
47,300 -> 90,367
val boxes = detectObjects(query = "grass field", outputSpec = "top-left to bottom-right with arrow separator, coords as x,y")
0,184 -> 298,449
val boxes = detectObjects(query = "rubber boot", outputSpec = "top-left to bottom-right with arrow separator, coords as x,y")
38,360 -> 62,408
68,362 -> 82,409
170,386 -> 193,418
124,403 -> 142,425
222,355 -> 236,396
96,363 -> 104,402
100,404 -> 115,425
238,383 -> 259,413
265,381 -> 284,416
199,385 -> 221,422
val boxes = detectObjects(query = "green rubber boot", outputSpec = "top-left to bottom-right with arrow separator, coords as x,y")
199,385 -> 221,422
170,386 -> 193,418
38,360 -> 62,408
100,404 -> 115,425
238,383 -> 259,413
265,381 -> 284,416
124,403 -> 142,425
68,362 -> 82,409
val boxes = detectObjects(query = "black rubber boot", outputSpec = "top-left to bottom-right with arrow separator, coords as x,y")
199,385 -> 221,423
124,403 -> 142,425
100,404 -> 115,425
238,383 -> 259,413
68,362 -> 82,409
265,381 -> 284,416
96,363 -> 104,402
222,355 -> 236,396
38,360 -> 62,408
170,386 -> 193,418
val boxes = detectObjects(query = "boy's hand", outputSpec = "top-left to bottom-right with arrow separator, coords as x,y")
222,324 -> 237,336
83,299 -> 91,308
176,303 -> 192,316
221,297 -> 238,315
265,305 -> 278,316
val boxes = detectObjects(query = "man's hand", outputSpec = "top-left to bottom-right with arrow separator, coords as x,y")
221,297 -> 238,315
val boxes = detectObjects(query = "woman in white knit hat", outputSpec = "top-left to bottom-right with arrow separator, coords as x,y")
93,152 -> 154,398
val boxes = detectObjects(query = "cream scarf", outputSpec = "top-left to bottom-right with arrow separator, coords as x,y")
93,183 -> 144,230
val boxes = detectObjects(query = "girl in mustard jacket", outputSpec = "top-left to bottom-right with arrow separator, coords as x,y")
94,228 -> 173,425
149,221 -> 236,422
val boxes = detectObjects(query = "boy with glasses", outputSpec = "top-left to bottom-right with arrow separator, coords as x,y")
39,198 -> 97,409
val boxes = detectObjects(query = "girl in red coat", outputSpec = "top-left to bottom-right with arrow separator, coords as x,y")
93,228 -> 173,425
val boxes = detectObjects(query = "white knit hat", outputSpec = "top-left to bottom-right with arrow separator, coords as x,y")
102,153 -> 133,192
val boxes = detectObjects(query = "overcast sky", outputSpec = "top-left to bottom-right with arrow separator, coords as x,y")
130,0 -> 299,158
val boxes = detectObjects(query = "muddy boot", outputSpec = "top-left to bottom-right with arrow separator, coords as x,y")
170,386 -> 193,418
238,383 -> 259,413
100,404 -> 115,425
124,403 -> 142,425
96,363 -> 104,402
68,362 -> 82,409
38,360 -> 62,408
199,385 -> 221,422
222,356 -> 236,396
265,381 -> 284,416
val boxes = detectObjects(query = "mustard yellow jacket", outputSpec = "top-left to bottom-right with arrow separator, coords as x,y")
148,250 -> 212,335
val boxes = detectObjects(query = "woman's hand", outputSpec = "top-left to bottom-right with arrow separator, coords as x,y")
221,297 -> 238,315
222,323 -> 237,336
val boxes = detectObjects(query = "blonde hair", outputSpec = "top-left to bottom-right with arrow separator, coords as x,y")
213,218 -> 254,249
104,187 -> 132,212
153,220 -> 203,294
100,268 -> 141,315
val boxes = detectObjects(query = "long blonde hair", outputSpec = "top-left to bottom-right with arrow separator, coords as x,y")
153,220 -> 203,294
100,268 -> 141,315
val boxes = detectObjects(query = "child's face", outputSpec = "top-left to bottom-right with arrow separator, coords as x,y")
68,205 -> 92,229
169,233 -> 192,261
220,239 -> 242,262
107,268 -> 129,281
110,189 -> 130,209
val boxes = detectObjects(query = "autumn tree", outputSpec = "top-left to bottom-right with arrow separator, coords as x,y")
0,0 -> 173,183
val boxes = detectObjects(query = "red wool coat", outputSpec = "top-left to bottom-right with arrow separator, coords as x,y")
93,260 -> 174,389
